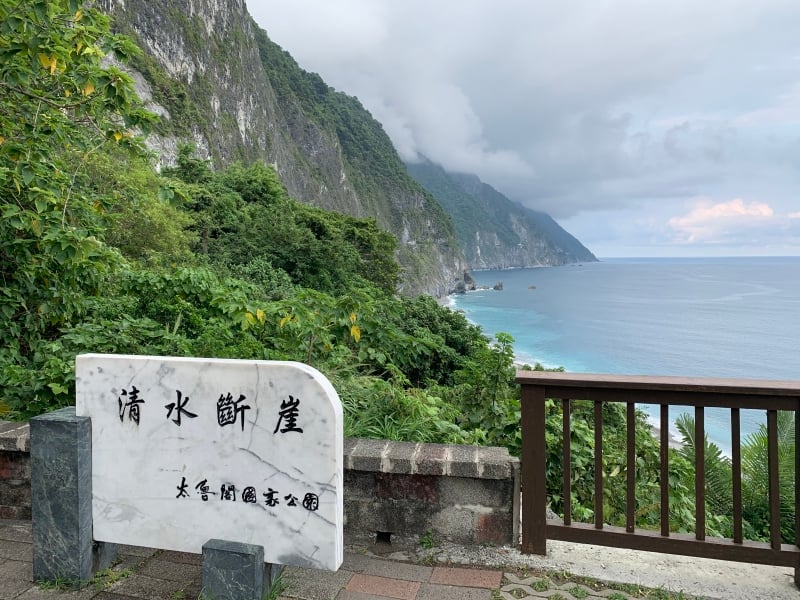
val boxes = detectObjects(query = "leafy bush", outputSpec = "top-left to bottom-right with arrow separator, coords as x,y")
0,3 -> 788,547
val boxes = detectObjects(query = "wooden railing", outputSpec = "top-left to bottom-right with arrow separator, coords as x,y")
517,371 -> 800,581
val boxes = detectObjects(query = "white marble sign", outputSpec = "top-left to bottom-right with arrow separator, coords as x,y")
75,354 -> 343,571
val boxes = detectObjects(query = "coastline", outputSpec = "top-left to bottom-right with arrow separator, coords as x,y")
447,290 -> 685,450
442,259 -> 800,452
649,422 -> 684,450
436,294 -> 454,307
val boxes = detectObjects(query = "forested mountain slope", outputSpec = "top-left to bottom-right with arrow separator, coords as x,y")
407,159 -> 597,269
101,0 -> 464,296
101,0 -> 594,290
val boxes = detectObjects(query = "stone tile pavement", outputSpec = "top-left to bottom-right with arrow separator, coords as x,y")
0,519 -> 645,600
496,573 -> 639,600
286,559 -> 641,599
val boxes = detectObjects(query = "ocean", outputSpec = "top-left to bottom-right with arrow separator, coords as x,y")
451,256 -> 800,452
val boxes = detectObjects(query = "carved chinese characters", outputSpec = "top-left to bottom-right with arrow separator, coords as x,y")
75,354 -> 343,571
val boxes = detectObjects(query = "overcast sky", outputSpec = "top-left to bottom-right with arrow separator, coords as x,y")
246,1 -> 800,257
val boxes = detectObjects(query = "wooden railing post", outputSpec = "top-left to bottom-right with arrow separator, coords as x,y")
521,383 -> 547,554
795,402 -> 800,589
695,406 -> 705,541
767,410 -> 781,551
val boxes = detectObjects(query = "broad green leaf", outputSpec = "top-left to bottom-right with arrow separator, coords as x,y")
48,383 -> 68,395
19,165 -> 34,185
37,53 -> 53,69
157,186 -> 174,202
2,205 -> 20,218
33,2 -> 47,22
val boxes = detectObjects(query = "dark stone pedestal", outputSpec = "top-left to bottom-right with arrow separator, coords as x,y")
202,539 -> 280,600
30,407 -> 116,587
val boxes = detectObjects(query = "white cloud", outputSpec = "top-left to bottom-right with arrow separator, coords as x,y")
789,212 -> 800,219
733,83 -> 800,128
247,0 -> 800,255
667,198 -> 775,242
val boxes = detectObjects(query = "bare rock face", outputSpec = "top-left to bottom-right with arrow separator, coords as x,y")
102,0 -> 465,296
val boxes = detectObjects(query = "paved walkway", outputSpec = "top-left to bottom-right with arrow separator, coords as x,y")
0,519 -> 641,600
2,518 -> 798,600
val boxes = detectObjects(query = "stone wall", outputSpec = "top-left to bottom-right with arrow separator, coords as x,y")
0,422 -> 519,546
0,422 -> 31,520
344,438 -> 520,546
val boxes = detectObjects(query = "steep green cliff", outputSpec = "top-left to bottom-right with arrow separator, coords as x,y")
406,159 -> 597,269
100,0 -> 593,292
101,0 -> 465,296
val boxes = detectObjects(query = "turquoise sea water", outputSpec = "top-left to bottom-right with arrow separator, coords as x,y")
451,257 -> 800,452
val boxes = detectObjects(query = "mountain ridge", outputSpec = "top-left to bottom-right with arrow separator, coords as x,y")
406,158 -> 597,270
101,0 -> 594,294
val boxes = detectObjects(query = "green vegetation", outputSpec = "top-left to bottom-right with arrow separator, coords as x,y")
106,3 -> 465,296
89,565 -> 134,591
673,412 -> 796,542
419,529 -> 438,549
255,26 -> 462,295
0,3 -> 505,455
406,159 -> 521,255
255,29 -> 412,194
541,398 -> 796,543
0,0 -> 155,412
1,1 -> 791,555
406,159 -> 597,267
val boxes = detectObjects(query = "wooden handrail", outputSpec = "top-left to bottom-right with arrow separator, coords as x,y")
517,371 -> 800,585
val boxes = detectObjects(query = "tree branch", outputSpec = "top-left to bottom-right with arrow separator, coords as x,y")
0,81 -> 95,111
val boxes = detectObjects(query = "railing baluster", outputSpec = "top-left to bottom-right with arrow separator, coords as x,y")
767,409 -> 781,551
595,400 -> 603,529
515,372 -> 800,572
695,406 -> 705,541
562,398 -> 571,526
520,384 -> 547,555
795,404 -> 800,588
660,404 -> 669,537
731,408 -> 743,544
627,401 -> 635,533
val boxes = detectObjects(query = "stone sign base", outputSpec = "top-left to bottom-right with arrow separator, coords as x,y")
201,539 -> 283,600
30,408 -> 117,586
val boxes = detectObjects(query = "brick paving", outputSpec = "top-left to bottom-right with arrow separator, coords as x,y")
0,519 -> 654,600
429,565 -> 502,588
280,558 -> 499,600
0,519 -> 503,600
344,574 -> 421,599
